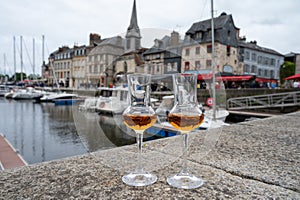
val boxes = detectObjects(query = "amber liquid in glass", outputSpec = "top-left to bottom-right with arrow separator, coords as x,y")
123,114 -> 157,131
168,113 -> 204,133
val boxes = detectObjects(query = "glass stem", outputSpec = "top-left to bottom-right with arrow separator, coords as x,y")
181,133 -> 188,174
136,131 -> 144,173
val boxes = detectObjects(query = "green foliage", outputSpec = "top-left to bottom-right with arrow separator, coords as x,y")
11,72 -> 27,82
280,61 -> 295,84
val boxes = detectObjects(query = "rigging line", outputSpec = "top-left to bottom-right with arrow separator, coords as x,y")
23,38 -> 34,74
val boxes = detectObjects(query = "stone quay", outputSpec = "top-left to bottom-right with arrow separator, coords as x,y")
0,112 -> 299,199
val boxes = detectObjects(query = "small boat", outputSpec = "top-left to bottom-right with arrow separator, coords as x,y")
53,99 -> 77,106
0,85 -> 10,97
79,87 -> 128,114
12,87 -> 44,100
39,92 -> 78,102
78,97 -> 98,111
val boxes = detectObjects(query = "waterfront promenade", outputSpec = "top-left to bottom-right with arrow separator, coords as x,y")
0,112 -> 299,199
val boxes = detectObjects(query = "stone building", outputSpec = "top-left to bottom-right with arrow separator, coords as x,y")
182,12 -> 240,74
48,46 -> 73,87
71,45 -> 89,88
86,36 -> 124,87
239,39 -> 284,81
143,31 -> 182,75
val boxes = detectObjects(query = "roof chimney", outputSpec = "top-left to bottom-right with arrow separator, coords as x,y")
171,31 -> 179,46
89,33 -> 101,46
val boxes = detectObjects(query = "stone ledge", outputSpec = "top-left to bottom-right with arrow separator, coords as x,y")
0,112 -> 299,199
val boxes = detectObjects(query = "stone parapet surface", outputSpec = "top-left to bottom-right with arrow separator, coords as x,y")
0,112 -> 299,199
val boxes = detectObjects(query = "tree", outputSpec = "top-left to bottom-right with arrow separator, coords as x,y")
11,72 -> 27,82
280,61 -> 295,84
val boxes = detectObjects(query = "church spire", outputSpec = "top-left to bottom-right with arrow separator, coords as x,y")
128,0 -> 139,31
125,0 -> 141,52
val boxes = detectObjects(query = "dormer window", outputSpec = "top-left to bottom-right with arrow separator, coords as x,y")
195,31 -> 202,39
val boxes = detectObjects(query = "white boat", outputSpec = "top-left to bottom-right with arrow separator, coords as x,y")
39,92 -> 78,102
95,87 -> 128,114
12,87 -> 44,100
0,85 -> 10,97
79,97 -> 98,111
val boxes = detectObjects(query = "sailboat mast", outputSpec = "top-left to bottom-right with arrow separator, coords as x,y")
3,54 -> 7,84
211,0 -> 216,120
20,36 -> 23,82
33,38 -> 35,78
13,36 -> 16,82
42,35 -> 45,63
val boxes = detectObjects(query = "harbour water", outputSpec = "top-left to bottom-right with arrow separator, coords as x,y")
0,97 -> 136,164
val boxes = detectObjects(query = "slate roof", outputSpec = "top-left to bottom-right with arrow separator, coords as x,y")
186,13 -> 238,35
239,41 -> 283,56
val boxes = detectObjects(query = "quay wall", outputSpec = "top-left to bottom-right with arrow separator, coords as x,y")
56,87 -> 299,102
1,112 -> 299,199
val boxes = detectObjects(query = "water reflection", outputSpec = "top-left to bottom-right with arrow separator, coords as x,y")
0,97 -> 141,164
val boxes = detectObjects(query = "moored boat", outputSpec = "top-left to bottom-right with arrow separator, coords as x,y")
39,92 -> 78,102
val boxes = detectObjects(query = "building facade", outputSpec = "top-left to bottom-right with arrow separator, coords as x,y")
182,13 -> 240,74
239,40 -> 284,81
143,31 -> 182,75
86,36 -> 124,87
48,46 -> 73,87
71,45 -> 88,88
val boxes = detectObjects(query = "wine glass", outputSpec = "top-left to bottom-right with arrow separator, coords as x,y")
122,74 -> 157,186
167,73 -> 205,189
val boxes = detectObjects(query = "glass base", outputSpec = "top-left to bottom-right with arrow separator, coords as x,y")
122,172 -> 157,186
167,173 -> 204,189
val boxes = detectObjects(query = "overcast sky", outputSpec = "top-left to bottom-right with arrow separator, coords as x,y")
1,0 -> 300,75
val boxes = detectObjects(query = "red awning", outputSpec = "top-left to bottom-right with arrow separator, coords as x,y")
284,73 -> 300,80
217,75 -> 254,82
198,73 -> 213,80
255,78 -> 278,83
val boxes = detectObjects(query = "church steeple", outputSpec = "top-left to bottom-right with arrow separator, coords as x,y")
128,0 -> 139,31
125,0 -> 141,52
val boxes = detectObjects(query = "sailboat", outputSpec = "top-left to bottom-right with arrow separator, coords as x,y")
36,37 -> 78,104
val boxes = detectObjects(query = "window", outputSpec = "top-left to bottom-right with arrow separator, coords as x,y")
135,39 -> 140,50
258,69 -> 262,76
196,47 -> 200,54
184,62 -> 190,71
226,45 -> 231,56
156,54 -> 160,59
167,63 -> 172,71
126,39 -> 130,49
207,45 -> 212,53
251,65 -> 257,74
195,32 -> 202,39
258,56 -> 262,64
270,70 -> 274,78
245,51 -> 250,60
185,48 -> 190,56
173,62 -> 178,71
206,59 -> 212,67
251,53 -> 257,61
244,64 -> 250,73
264,69 -> 268,77
195,61 -> 201,69
227,30 -> 231,38
270,58 -> 275,66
